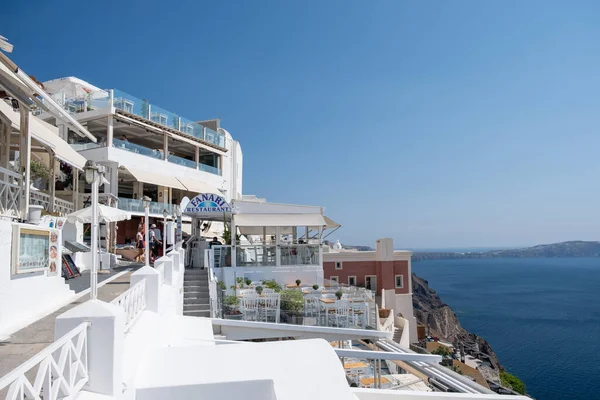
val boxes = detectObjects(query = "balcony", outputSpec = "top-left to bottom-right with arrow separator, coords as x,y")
111,89 -> 226,148
113,138 -> 221,175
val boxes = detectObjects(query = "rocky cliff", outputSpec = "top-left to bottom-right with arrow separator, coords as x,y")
412,273 -> 502,383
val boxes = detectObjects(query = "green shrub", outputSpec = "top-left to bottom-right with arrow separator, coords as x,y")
295,279 -> 301,286
245,278 -> 252,286
217,281 -> 226,290
335,290 -> 343,300
500,371 -> 526,395
431,345 -> 453,358
281,289 -> 304,316
312,284 -> 319,290
264,279 -> 282,293
255,286 -> 264,294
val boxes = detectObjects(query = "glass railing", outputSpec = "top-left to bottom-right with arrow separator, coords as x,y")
167,154 -> 197,169
112,139 -> 219,175
198,162 -> 221,175
113,138 -> 164,160
117,197 -> 174,215
111,89 -> 226,148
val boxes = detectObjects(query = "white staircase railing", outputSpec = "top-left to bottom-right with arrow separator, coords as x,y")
0,322 -> 90,400
205,248 -> 219,318
110,279 -> 146,331
0,166 -> 21,219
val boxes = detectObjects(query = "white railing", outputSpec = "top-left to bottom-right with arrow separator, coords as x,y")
110,279 -> 146,330
0,166 -> 21,219
29,191 -> 74,215
0,322 -> 89,400
205,248 -> 219,318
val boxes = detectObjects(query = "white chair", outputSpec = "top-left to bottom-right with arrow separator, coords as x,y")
260,293 -> 280,323
240,295 -> 259,321
262,288 -> 275,294
334,300 -> 350,328
304,295 -> 321,319
350,301 -> 366,328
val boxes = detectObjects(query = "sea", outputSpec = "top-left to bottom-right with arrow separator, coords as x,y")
412,257 -> 600,400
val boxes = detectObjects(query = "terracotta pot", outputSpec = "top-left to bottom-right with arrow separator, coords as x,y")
379,308 -> 391,319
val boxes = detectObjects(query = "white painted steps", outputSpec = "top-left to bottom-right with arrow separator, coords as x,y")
183,268 -> 211,318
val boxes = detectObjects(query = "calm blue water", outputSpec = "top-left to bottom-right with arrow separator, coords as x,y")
413,258 -> 600,400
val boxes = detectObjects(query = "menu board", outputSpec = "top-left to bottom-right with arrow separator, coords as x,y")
13,227 -> 50,274
48,228 -> 60,276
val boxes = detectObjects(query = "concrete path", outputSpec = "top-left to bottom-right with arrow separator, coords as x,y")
0,264 -> 141,379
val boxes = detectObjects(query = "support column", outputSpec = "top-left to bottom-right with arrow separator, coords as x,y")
163,133 -> 168,161
58,124 -> 68,142
19,108 -> 31,220
195,146 -> 199,170
231,216 -> 236,268
72,170 -> 79,210
107,116 -> 114,147
0,121 -> 10,170
107,89 -> 114,147
275,226 -> 281,267
49,153 -> 56,213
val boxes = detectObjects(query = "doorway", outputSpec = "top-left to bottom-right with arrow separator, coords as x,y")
365,275 -> 377,293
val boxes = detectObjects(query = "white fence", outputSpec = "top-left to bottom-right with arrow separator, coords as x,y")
110,279 -> 146,331
29,191 -> 74,216
0,166 -> 21,219
205,248 -> 219,318
0,322 -> 89,400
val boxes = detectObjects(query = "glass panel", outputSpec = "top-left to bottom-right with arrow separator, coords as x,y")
117,197 -> 173,215
113,138 -> 164,160
237,245 -> 277,266
167,154 -> 197,169
280,244 -> 320,266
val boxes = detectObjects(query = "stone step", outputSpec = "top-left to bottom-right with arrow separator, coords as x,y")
184,310 -> 211,317
184,303 -> 210,310
184,279 -> 208,285
184,296 -> 210,304
184,284 -> 209,290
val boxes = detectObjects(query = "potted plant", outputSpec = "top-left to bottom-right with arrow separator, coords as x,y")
217,281 -> 226,291
223,295 -> 243,320
379,308 -> 391,319
335,290 -> 343,300
236,277 -> 244,288
281,289 -> 305,324
255,286 -> 264,295
245,278 -> 252,287
312,284 -> 319,290
264,279 -> 282,293
296,279 -> 301,287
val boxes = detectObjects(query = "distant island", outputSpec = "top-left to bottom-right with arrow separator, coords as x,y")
412,240 -> 600,261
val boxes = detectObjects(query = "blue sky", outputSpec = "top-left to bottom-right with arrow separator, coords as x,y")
4,1 -> 600,248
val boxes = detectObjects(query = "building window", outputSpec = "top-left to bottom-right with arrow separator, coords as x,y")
395,275 -> 404,289
348,276 -> 356,286
330,276 -> 339,283
335,261 -> 342,270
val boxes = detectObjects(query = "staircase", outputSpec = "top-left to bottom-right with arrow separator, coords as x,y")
183,268 -> 211,317
393,326 -> 403,343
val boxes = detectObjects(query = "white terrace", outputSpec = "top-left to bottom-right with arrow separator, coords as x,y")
0,249 -> 530,400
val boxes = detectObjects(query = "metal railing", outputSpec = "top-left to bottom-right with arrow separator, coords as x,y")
29,191 -> 74,215
0,166 -> 21,218
205,249 -> 221,318
110,280 -> 146,331
0,322 -> 89,400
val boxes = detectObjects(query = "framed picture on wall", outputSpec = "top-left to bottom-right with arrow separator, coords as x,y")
12,225 -> 51,274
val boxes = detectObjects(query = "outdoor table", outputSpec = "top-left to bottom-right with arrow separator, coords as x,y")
285,284 -> 302,289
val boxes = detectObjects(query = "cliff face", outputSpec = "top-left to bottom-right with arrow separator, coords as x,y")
412,273 -> 502,382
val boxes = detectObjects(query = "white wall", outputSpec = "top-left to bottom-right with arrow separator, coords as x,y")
0,220 -> 75,338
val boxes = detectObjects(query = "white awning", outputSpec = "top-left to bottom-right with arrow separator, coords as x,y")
123,165 -> 187,190
0,100 -> 87,170
176,176 -> 221,195
234,213 -> 327,228
324,216 -> 341,230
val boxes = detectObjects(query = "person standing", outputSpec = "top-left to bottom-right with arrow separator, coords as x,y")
149,224 -> 162,261
209,236 -> 221,248
135,227 -> 144,263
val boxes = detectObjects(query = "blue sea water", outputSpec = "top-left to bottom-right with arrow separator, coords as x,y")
412,258 -> 600,400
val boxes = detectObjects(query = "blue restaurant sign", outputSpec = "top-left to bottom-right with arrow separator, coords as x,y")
184,193 -> 231,214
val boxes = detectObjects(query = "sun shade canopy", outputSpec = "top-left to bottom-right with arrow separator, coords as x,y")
234,213 -> 327,228
122,165 -> 187,190
0,100 -> 87,170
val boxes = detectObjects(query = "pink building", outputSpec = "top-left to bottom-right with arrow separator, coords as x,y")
323,238 -> 418,343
